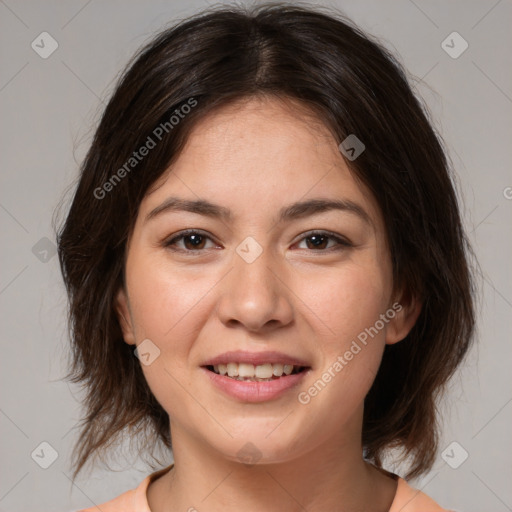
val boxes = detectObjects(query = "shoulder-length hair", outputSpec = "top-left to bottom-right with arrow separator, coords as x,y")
56,2 -> 476,481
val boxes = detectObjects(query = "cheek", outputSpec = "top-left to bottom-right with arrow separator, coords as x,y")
292,260 -> 390,408
126,254 -> 216,342
124,256 -> 215,414
293,259 -> 391,348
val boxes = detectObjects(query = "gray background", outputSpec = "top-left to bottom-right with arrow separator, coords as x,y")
0,0 -> 511,511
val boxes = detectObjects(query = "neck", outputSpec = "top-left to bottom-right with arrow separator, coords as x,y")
147,419 -> 398,512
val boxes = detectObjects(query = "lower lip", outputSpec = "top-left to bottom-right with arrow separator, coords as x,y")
201,367 -> 310,403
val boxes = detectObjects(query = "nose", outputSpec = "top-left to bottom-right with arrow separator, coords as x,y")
215,248 -> 294,333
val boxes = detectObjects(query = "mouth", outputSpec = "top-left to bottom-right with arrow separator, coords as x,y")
200,351 -> 312,402
203,363 -> 309,382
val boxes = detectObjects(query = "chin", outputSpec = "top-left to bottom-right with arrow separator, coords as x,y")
204,426 -> 306,467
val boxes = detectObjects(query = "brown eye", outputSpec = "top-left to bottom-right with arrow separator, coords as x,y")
181,233 -> 206,250
304,234 -> 329,250
296,231 -> 352,251
164,230 -> 217,252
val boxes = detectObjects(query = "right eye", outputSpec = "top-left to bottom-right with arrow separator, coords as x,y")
162,229 -> 221,253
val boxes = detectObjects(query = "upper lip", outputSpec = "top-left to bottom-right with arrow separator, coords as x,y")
201,350 -> 311,368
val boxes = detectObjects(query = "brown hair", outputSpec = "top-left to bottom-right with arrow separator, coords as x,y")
55,2 -> 476,481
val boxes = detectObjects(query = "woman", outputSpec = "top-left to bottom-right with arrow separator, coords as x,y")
57,4 -> 475,511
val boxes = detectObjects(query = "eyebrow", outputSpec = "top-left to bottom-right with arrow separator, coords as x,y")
145,196 -> 372,226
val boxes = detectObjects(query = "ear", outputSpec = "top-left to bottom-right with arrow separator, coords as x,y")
385,291 -> 422,345
114,288 -> 136,346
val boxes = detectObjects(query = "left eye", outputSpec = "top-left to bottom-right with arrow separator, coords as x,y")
295,231 -> 351,251
163,230 -> 351,253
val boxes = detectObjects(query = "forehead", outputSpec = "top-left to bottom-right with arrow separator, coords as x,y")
141,96 -> 383,230
171,96 -> 340,180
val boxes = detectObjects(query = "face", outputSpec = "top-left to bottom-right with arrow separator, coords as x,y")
115,96 -> 419,464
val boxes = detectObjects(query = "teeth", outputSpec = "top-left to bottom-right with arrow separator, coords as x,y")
227,362 -> 238,377
272,363 -> 284,376
255,363 -> 273,379
238,363 -> 255,378
210,362 -> 304,379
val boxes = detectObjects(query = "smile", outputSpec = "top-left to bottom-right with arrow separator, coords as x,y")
201,364 -> 311,402
206,362 -> 307,381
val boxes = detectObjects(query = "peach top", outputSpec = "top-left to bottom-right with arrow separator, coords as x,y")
77,464 -> 454,512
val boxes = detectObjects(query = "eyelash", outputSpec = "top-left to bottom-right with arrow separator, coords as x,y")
162,229 -> 352,254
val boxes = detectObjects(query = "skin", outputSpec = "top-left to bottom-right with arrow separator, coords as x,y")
115,96 -> 421,512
